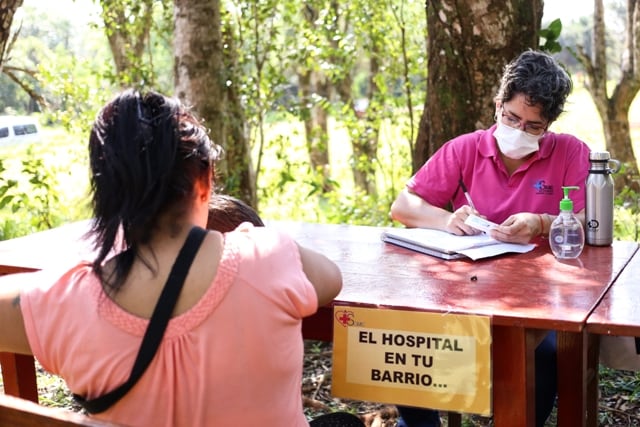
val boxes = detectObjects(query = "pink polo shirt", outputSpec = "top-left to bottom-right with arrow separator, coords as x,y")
407,125 -> 591,223
20,226 -> 317,427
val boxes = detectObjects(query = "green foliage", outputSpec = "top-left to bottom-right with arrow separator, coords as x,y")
5,0 -> 418,231
255,112 -> 412,226
98,0 -> 173,90
37,57 -> 113,136
224,0 -> 424,202
1,1 -> 110,115
0,149 -> 63,239
3,0 -> 638,240
1,0 -> 173,121
614,205 -> 640,242
614,172 -> 640,242
226,0 -> 299,192
539,18 -> 563,54
318,190 -> 395,227
0,129 -> 91,241
18,150 -> 60,228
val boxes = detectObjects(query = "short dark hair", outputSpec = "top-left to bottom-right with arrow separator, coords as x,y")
495,50 -> 572,123
207,195 -> 264,233
88,89 -> 222,291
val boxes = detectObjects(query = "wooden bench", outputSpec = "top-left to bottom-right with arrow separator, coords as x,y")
0,394 -> 120,427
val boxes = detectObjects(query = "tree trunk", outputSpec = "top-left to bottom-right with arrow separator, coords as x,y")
573,0 -> 640,193
0,0 -> 24,72
174,0 -> 255,206
221,18 -> 256,207
413,0 -> 543,173
299,68 -> 332,192
351,53 -> 380,197
328,1 -> 383,197
298,4 -> 332,193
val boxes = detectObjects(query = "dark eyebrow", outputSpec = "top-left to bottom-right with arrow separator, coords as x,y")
503,107 -> 546,126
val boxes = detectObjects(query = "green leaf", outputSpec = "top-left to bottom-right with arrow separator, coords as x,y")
0,195 -> 14,210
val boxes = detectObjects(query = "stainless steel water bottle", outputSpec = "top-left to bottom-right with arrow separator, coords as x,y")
585,151 -> 621,246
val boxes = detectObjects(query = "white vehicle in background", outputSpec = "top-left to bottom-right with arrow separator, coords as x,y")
0,116 -> 42,147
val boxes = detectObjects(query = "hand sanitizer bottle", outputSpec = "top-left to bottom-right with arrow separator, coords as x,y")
550,186 -> 585,259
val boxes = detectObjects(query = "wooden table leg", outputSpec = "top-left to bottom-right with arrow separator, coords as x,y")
0,352 -> 38,403
446,412 -> 461,427
492,325 -> 536,427
585,333 -> 600,427
302,306 -> 333,342
556,331 -> 587,426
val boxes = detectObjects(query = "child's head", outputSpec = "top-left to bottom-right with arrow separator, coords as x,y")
207,194 -> 264,233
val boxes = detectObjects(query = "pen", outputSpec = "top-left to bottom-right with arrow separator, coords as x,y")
458,179 -> 477,211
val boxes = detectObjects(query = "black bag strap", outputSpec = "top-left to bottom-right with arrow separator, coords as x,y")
75,226 -> 208,414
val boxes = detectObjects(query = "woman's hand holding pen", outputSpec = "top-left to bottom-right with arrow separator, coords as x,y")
390,188 -> 489,235
451,178 -> 485,235
489,213 -> 539,244
446,205 -> 483,236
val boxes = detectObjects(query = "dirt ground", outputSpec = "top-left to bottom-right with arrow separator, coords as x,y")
302,340 -> 640,427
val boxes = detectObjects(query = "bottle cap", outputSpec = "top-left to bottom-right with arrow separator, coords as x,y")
590,151 -> 610,161
559,186 -> 579,211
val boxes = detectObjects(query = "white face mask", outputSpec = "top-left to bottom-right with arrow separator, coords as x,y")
494,120 -> 542,159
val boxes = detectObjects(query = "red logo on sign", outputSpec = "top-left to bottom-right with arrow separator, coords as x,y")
335,309 -> 355,327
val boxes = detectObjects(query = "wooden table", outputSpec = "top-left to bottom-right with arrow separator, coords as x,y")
587,246 -> 640,336
586,244 -> 640,426
1,221 -> 638,427
273,222 -> 638,427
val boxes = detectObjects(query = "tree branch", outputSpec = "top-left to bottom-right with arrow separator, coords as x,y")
2,68 -> 49,111
610,0 -> 640,113
2,65 -> 37,77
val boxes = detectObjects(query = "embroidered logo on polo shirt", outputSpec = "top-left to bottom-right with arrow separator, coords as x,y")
533,179 -> 553,195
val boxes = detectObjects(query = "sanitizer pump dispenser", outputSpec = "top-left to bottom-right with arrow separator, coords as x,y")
549,186 -> 585,259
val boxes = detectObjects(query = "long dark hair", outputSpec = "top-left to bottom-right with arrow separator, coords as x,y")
87,89 -> 222,292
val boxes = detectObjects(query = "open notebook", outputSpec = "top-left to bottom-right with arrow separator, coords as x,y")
380,227 -> 536,261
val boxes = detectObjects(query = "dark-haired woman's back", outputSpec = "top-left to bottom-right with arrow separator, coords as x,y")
0,89 -> 342,427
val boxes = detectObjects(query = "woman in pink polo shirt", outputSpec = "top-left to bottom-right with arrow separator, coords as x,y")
390,50 -> 591,427
0,90 -> 357,426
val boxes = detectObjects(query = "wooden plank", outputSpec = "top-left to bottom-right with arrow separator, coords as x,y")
556,331 -> 587,426
586,334 -> 600,427
492,325 -> 536,427
0,353 -> 38,403
0,394 -> 120,426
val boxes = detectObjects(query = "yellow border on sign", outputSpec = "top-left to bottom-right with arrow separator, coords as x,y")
332,306 -> 492,416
